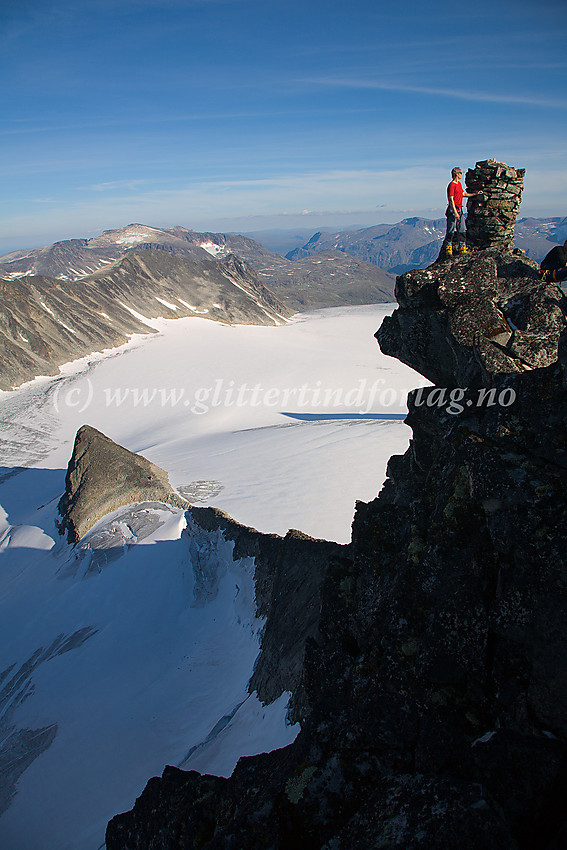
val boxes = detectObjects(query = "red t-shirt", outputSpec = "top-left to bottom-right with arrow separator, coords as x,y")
447,180 -> 464,209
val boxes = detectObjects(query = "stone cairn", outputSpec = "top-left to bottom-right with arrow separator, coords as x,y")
465,158 -> 524,251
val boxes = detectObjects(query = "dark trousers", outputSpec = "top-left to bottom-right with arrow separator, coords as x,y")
444,207 -> 466,247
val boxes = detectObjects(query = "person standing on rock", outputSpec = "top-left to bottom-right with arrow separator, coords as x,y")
442,167 -> 483,257
540,238 -> 567,283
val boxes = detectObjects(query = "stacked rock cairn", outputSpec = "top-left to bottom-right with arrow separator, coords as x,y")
465,159 -> 525,251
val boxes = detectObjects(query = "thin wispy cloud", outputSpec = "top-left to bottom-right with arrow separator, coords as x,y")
291,35 -> 465,57
88,179 -> 150,193
0,106 -> 382,137
305,77 -> 567,110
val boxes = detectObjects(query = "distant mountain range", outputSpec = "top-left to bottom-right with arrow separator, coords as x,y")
250,249 -> 395,310
0,249 -> 291,390
286,216 -> 567,273
0,224 -> 277,281
0,224 -> 395,312
1,216 -> 563,390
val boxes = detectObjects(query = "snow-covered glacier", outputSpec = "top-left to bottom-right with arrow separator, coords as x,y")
0,305 -> 424,849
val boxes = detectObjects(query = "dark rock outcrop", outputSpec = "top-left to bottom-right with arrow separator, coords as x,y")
106,172 -> 567,849
57,425 -> 187,543
377,250 -> 565,386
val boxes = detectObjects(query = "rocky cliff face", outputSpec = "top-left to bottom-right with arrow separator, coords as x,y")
106,167 -> 567,849
377,250 -> 564,387
182,507 -> 351,712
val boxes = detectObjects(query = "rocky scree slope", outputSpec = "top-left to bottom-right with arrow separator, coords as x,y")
0,248 -> 290,390
253,248 -> 394,310
107,167 -> 567,849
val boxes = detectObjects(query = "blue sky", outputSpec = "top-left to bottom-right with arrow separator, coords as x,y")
1,0 -> 566,252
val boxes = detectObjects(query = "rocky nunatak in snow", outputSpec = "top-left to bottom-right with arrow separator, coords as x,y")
57,424 -> 188,544
106,162 -> 567,849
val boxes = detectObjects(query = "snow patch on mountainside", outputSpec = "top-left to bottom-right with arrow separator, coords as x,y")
200,241 -> 227,256
115,234 -> 147,244
2,270 -> 35,279
155,296 -> 179,310
105,226 -> 165,246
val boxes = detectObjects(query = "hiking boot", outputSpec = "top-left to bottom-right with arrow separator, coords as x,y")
445,244 -> 453,256
458,245 -> 470,254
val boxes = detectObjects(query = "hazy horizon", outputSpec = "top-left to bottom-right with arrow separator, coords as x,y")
1,210 -> 565,259
2,0 -> 566,255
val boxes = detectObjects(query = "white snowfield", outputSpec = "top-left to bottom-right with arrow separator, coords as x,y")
115,234 -> 148,244
105,226 -> 165,246
0,305 -> 425,850
200,241 -> 228,256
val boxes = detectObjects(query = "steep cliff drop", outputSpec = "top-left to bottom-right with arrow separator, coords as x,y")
106,162 -> 567,850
